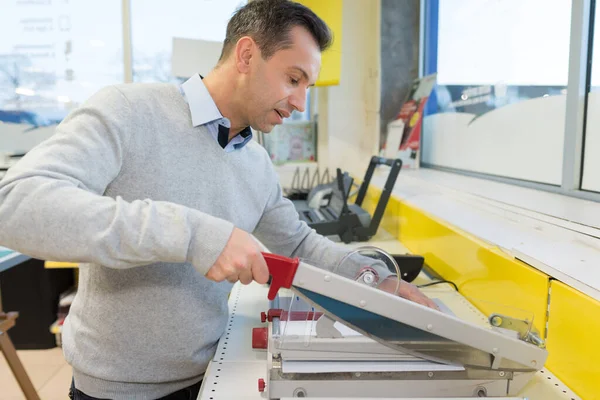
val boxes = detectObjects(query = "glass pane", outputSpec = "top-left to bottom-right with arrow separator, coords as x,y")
0,0 -> 123,158
130,0 -> 246,83
422,0 -> 572,185
582,3 -> 600,192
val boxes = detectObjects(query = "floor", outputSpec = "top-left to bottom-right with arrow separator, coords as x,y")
1,347 -> 72,400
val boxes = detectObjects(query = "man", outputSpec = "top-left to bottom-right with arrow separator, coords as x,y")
0,0 -> 437,399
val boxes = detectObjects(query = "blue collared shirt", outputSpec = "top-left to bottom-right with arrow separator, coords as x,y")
180,74 -> 253,152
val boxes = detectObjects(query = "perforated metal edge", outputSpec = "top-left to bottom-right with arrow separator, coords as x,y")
213,285 -> 240,363
531,369 -> 582,400
199,283 -> 266,400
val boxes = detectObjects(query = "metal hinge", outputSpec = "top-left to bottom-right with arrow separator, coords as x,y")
489,313 -> 546,348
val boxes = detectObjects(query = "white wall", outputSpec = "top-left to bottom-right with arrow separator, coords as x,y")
317,0 -> 381,179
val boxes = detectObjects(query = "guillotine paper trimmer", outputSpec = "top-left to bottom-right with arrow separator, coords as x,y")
258,251 -> 548,398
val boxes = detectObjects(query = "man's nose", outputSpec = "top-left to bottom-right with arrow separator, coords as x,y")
290,88 -> 307,113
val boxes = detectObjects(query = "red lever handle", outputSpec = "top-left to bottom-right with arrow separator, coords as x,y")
261,252 -> 300,300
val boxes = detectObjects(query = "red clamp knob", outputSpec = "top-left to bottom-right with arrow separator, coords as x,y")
252,327 -> 268,349
260,311 -> 267,323
258,378 -> 266,392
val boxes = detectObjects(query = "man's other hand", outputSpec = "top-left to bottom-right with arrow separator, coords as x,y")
378,277 -> 440,311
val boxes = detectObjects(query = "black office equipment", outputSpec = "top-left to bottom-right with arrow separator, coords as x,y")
285,167 -> 312,200
285,167 -> 332,201
298,156 -> 402,243
391,254 -> 425,282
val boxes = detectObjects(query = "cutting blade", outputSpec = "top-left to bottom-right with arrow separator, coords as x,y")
262,252 -> 454,364
289,284 -> 455,366
261,252 -> 548,371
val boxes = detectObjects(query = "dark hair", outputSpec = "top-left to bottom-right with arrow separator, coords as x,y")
219,0 -> 333,61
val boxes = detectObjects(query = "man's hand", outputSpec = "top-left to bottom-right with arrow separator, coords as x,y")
379,277 -> 440,311
205,228 -> 270,285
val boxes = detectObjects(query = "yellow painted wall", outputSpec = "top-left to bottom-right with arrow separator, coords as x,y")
546,281 -> 600,400
296,0 -> 342,86
316,0 -> 381,178
360,185 -> 549,337
361,183 -> 600,396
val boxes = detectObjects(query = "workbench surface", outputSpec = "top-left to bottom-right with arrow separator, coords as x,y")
197,232 -> 580,400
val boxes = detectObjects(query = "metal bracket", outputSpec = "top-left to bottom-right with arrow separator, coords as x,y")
489,313 -> 545,348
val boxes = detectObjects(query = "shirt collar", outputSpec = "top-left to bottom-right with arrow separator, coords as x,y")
180,74 -> 253,151
180,74 -> 223,127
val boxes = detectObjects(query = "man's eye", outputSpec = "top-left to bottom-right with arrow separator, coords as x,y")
290,77 -> 299,85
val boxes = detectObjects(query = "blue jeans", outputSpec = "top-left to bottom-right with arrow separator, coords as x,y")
68,379 -> 203,400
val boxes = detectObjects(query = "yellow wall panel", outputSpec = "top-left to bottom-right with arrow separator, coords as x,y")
397,199 -> 550,336
361,185 -> 549,336
296,0 -> 342,86
546,281 -> 600,400
45,261 -> 79,268
361,184 -> 600,397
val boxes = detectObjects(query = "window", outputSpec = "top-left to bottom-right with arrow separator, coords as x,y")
582,2 -> 600,192
0,0 -> 123,154
422,0 -> 572,185
130,0 -> 246,83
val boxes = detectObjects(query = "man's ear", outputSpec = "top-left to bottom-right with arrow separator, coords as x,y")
235,36 -> 256,74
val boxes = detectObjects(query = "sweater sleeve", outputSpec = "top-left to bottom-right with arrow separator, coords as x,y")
252,174 -> 395,282
0,86 -> 233,274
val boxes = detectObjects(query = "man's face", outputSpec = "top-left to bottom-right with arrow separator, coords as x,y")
244,26 -> 321,133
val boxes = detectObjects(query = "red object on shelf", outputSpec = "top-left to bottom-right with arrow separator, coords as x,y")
258,378 -> 266,392
260,308 -> 323,322
252,327 -> 268,349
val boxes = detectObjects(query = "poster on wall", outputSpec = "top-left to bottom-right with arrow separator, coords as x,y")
382,73 -> 437,169
261,120 -> 316,165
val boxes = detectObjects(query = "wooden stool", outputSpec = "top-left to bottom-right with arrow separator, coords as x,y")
0,311 -> 41,400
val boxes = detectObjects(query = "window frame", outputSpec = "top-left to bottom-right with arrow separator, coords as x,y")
419,0 -> 600,202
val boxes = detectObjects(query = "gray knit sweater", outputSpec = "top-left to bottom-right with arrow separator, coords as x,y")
0,82 -> 386,399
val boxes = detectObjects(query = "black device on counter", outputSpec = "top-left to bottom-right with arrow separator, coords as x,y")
297,156 -> 402,244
